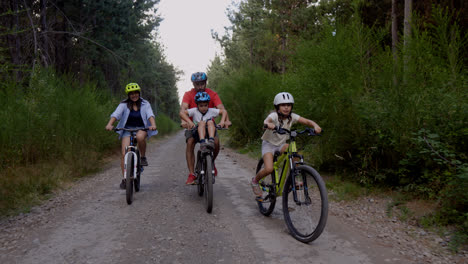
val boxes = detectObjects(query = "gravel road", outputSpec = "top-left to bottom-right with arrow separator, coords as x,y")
0,131 -> 465,264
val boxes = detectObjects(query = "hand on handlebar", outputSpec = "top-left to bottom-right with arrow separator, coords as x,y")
263,123 -> 276,130
149,125 -> 157,131
105,124 -> 114,131
313,125 -> 322,134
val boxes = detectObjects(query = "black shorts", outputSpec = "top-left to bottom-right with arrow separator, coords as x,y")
185,126 -> 219,142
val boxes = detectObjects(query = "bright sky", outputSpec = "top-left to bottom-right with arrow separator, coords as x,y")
157,0 -> 239,102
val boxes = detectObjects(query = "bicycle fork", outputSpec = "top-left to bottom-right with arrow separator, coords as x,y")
124,150 -> 138,180
199,152 -> 215,184
290,154 -> 312,206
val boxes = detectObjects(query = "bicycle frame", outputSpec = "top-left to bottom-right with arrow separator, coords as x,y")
122,131 -> 143,181
272,140 -> 304,197
124,147 -> 139,180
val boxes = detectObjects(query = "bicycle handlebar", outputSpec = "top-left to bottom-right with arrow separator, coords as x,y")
264,124 -> 322,136
190,124 -> 229,132
113,128 -> 149,132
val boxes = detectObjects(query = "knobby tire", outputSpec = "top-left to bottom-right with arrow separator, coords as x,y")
204,154 -> 214,213
282,165 -> 328,243
196,151 -> 203,197
126,154 -> 134,205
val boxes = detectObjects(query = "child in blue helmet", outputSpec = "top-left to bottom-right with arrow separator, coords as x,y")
180,92 -> 228,184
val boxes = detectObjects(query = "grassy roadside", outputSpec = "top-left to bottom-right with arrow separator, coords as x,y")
0,69 -> 181,218
0,126 -> 179,219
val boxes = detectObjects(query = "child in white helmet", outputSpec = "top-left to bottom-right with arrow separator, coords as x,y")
251,92 -> 322,198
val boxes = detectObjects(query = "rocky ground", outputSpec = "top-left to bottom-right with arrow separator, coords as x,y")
0,132 -> 466,264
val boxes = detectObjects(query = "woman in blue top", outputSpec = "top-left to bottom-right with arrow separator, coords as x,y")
105,83 -> 158,188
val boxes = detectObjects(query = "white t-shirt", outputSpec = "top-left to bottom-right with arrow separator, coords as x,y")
261,112 -> 300,146
188,107 -> 220,123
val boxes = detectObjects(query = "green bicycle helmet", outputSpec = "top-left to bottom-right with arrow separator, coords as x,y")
125,83 -> 141,94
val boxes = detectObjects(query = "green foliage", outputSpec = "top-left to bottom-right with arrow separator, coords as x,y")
210,2 -> 467,236
0,67 -> 179,216
214,66 -> 280,147
155,113 -> 180,135
326,175 -> 368,201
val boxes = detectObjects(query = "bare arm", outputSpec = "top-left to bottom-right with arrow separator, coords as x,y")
105,117 -> 117,130
148,116 -> 157,131
179,102 -> 192,128
263,116 -> 276,130
179,108 -> 195,129
297,117 -> 322,134
215,103 -> 231,128
217,109 -> 228,127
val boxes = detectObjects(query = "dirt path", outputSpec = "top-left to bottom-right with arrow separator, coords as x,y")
0,131 -> 464,263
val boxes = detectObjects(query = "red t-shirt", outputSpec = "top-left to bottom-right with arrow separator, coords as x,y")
182,88 -> 223,109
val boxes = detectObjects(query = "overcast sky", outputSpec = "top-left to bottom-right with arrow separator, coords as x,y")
157,0 -> 239,102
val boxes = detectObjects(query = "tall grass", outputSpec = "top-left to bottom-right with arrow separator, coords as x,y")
0,68 -> 179,216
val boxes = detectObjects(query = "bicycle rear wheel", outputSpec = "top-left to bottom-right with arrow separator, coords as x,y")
126,154 -> 134,205
256,159 -> 276,216
282,165 -> 328,243
196,151 -> 203,197
204,154 -> 214,213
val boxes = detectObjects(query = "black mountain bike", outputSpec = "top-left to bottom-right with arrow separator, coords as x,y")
114,128 -> 148,205
193,125 -> 227,213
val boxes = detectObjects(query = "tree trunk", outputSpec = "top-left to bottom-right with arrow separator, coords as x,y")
40,0 -> 49,67
391,0 -> 398,86
403,0 -> 412,79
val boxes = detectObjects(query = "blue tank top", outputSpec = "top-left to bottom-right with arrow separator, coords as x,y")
125,109 -> 144,128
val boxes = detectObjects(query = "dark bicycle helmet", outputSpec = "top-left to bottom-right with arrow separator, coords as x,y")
191,72 -> 207,82
195,91 -> 210,104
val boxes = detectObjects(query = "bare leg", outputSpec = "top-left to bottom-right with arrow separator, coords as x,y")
186,137 -> 196,175
136,130 -> 148,156
255,153 -> 274,182
214,136 -> 220,160
198,121 -> 206,141
120,137 -> 131,176
207,120 -> 215,138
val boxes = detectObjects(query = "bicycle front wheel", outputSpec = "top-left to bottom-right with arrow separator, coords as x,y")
282,165 -> 328,243
196,151 -> 203,197
204,155 -> 214,213
126,154 -> 134,205
256,159 -> 276,216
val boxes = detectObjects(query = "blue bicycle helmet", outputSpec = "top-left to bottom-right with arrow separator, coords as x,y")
195,91 -> 210,104
191,72 -> 207,82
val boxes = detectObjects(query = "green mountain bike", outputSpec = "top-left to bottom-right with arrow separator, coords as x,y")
256,126 -> 328,243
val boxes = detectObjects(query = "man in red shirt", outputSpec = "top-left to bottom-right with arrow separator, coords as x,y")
180,72 -> 231,184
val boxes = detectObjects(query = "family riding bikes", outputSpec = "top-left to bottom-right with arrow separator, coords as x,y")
106,73 -> 328,242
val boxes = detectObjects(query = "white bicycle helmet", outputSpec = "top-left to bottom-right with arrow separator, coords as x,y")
273,92 -> 294,106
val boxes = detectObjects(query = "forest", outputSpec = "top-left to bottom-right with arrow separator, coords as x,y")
0,0 -> 466,250
208,0 -> 467,248
0,0 -> 180,216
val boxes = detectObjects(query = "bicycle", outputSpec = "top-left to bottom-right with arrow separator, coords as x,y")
114,128 -> 148,205
193,125 -> 227,213
256,126 -> 328,243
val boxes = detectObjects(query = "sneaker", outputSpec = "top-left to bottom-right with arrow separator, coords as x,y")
186,173 -> 197,185
207,138 -> 215,149
141,157 -> 148,166
200,142 -> 209,152
120,179 -> 126,189
251,178 -> 263,197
